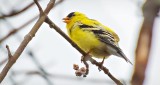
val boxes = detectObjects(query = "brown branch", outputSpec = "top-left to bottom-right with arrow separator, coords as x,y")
45,17 -> 123,85
131,0 -> 160,85
55,0 -> 64,6
0,1 -> 36,19
0,0 -> 56,83
0,16 -> 38,43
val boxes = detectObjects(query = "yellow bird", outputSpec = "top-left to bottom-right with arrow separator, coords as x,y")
63,12 -> 132,65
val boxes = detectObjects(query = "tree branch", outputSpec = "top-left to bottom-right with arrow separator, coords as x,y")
0,0 -> 56,83
131,0 -> 160,85
0,1 -> 36,19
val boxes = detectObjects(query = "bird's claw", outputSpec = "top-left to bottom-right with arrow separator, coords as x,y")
98,62 -> 103,71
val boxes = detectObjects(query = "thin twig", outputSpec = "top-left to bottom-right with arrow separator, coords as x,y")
0,0 -> 63,19
45,17 -> 123,85
27,51 -> 53,85
0,1 -> 37,19
34,0 -> 43,15
52,0 -> 64,8
0,0 -> 56,83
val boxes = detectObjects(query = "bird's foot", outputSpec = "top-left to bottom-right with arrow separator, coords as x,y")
98,62 -> 103,71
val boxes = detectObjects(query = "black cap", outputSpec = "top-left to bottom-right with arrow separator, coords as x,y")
67,12 -> 75,18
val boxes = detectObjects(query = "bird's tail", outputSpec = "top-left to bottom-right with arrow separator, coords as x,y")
117,51 -> 133,65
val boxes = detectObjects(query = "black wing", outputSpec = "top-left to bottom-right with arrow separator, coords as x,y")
91,28 -> 132,64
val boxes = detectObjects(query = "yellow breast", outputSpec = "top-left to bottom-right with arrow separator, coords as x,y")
69,27 -> 100,53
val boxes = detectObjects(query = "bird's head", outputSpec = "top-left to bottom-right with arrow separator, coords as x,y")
62,12 -> 87,24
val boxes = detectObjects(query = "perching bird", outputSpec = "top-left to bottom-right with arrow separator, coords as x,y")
63,12 -> 132,65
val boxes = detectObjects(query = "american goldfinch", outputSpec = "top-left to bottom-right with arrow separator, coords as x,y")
63,12 -> 132,65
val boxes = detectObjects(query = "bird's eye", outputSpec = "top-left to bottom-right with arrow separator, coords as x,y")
67,12 -> 75,18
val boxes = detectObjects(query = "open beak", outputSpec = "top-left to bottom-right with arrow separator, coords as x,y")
62,17 -> 70,23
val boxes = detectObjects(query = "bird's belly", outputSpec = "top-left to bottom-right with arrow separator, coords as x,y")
91,47 -> 110,58
70,29 -> 110,58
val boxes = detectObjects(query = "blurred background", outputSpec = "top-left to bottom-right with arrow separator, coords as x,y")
0,0 -> 160,85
